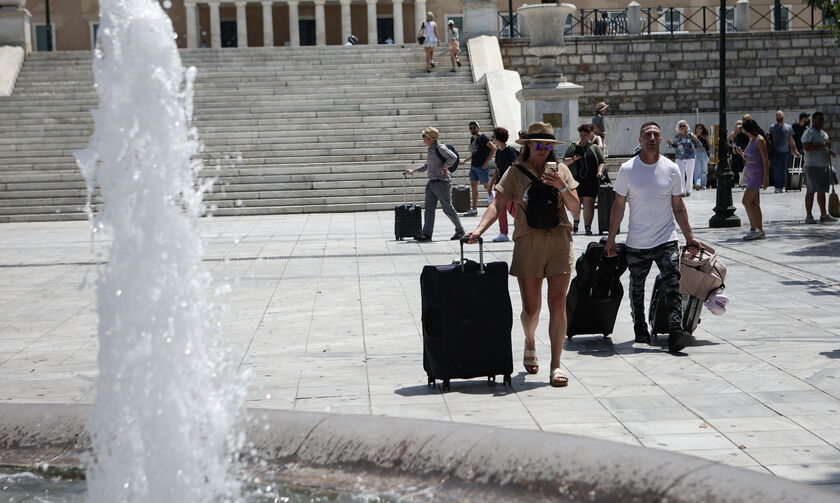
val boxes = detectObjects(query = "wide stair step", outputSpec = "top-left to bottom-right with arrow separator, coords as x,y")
0,45 -> 491,221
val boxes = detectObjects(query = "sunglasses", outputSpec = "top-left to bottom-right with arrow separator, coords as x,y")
679,125 -> 687,129
531,142 -> 554,151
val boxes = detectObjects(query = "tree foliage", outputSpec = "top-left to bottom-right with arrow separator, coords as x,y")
806,0 -> 840,42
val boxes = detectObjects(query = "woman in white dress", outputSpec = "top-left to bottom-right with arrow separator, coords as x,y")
419,12 -> 439,73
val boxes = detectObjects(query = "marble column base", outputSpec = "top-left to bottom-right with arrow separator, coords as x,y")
516,81 -> 584,145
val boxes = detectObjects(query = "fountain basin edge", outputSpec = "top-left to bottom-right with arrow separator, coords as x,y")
0,404 -> 835,502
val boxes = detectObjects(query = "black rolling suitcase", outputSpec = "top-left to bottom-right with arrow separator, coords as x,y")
787,155 -> 803,191
648,274 -> 702,339
451,167 -> 471,213
421,238 -> 513,391
566,240 -> 627,339
395,174 -> 422,240
452,182 -> 470,213
597,184 -> 617,235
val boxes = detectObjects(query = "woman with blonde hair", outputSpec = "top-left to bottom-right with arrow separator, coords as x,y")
465,122 -> 580,388
666,120 -> 698,196
419,12 -> 439,73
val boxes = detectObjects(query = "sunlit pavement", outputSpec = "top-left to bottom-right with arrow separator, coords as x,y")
1,187 -> 839,491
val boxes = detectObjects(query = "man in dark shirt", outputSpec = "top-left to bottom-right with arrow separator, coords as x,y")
460,121 -> 497,216
592,102 -> 609,142
792,112 -> 810,156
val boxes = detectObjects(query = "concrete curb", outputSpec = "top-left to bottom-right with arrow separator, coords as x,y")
0,45 -> 24,96
1,404 -> 837,502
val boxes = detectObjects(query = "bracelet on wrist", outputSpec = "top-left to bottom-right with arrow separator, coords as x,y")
558,185 -> 569,193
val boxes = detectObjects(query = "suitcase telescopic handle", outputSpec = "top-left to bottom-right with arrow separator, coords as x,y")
458,237 -> 484,273
402,172 -> 415,206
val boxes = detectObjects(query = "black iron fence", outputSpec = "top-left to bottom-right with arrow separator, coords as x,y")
500,5 -> 831,38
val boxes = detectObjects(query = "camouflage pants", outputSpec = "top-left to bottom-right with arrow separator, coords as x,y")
626,240 -> 682,330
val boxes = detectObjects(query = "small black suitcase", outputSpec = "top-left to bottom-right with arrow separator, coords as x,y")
452,184 -> 470,213
421,238 -> 513,391
648,274 -> 702,339
597,184 -> 617,235
787,156 -> 803,192
395,174 -> 422,240
566,240 -> 627,339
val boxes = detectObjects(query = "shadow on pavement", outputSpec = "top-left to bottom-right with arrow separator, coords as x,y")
819,349 -> 840,359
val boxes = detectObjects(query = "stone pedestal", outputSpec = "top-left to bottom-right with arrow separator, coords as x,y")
0,2 -> 32,53
516,81 -> 584,144
463,0 -> 497,39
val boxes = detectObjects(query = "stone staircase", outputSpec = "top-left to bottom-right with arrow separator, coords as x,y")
0,45 -> 493,222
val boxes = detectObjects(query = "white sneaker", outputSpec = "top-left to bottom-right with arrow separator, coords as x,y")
743,229 -> 757,240
820,214 -> 837,222
755,230 -> 766,239
492,233 -> 510,242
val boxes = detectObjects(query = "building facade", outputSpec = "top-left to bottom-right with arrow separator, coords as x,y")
24,0 -> 819,51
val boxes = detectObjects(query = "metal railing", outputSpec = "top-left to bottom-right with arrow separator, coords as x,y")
502,4 -> 830,38
750,4 -> 828,31
564,9 -> 629,36
497,12 -> 521,38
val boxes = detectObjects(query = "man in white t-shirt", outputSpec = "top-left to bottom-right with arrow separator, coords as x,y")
605,122 -> 701,353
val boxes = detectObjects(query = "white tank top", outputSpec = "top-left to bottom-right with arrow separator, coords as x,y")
424,21 -> 437,43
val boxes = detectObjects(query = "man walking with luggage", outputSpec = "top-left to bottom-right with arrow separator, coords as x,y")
605,122 -> 701,354
404,127 -> 466,241
768,110 -> 801,193
460,121 -> 496,216
801,112 -> 837,223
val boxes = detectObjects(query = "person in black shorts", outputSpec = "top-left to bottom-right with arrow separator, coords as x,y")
562,124 -> 606,235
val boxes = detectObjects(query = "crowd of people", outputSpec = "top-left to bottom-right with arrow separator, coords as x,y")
408,118 -> 702,387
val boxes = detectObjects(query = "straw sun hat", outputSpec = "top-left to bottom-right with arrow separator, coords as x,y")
515,122 -> 565,145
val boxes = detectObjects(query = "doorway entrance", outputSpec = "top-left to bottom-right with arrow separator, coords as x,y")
299,19 -> 316,46
221,21 -> 237,47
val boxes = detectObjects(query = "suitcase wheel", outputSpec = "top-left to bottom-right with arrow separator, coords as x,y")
566,333 -> 574,340
442,379 -> 451,392
603,333 -> 610,338
487,375 -> 496,385
504,374 -> 512,386
427,376 -> 435,387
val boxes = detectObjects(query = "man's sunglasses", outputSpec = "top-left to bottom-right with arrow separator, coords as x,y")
531,142 -> 554,151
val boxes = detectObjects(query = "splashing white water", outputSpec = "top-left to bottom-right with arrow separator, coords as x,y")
75,1 -> 246,501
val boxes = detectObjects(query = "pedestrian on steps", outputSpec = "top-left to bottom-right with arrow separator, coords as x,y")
404,126 -> 465,242
446,20 -> 461,72
420,12 -> 439,73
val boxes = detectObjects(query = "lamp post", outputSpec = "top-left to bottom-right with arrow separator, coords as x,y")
44,0 -> 52,51
709,0 -> 740,228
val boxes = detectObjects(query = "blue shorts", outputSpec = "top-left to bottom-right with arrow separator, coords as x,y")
469,165 -> 491,184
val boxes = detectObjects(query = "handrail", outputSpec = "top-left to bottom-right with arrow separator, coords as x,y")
503,3 -> 827,38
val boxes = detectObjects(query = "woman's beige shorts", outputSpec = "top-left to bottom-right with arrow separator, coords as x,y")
448,40 -> 460,53
509,229 -> 574,278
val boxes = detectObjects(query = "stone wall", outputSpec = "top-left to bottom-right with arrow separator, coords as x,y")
500,30 -> 839,117
500,30 -> 840,152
